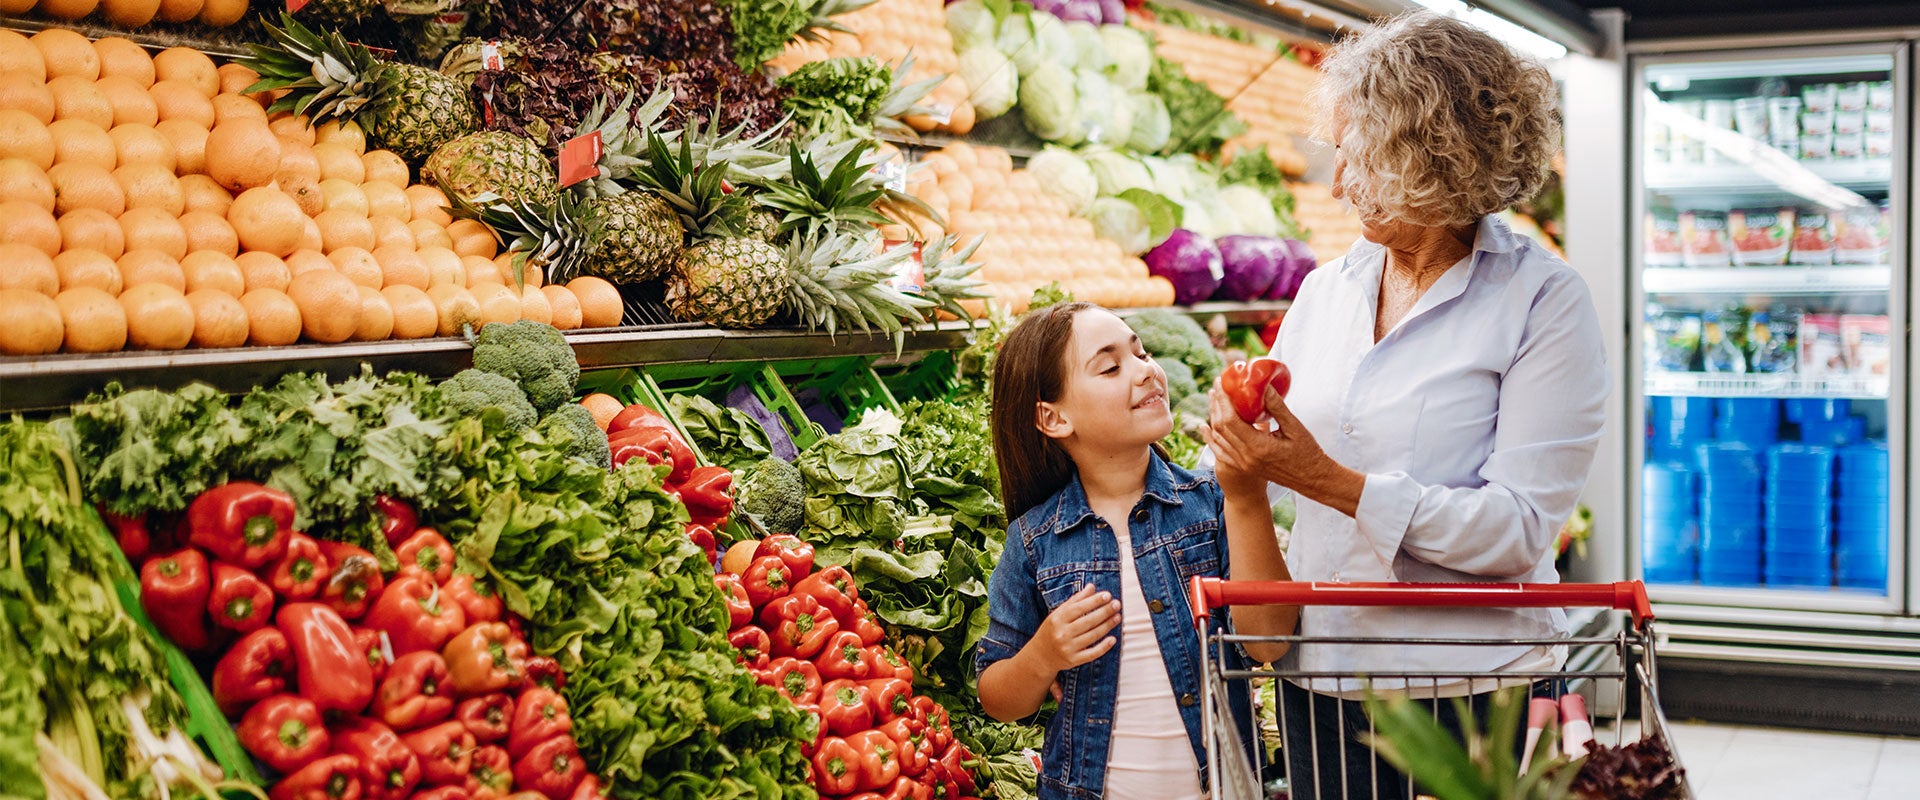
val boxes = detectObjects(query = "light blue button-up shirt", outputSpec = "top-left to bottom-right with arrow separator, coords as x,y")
1271,214 -> 1609,687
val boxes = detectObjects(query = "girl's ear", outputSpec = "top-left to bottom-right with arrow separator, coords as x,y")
1035,400 -> 1073,441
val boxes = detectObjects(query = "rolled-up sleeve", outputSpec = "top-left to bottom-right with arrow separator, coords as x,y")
975,530 -> 1044,677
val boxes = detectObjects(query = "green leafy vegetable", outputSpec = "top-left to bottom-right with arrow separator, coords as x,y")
669,394 -> 775,472
777,57 -> 895,141
1147,56 -> 1247,158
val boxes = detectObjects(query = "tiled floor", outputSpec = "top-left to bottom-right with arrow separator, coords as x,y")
1663,721 -> 1920,799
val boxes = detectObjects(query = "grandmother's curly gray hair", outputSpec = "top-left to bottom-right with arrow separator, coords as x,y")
1309,11 -> 1561,228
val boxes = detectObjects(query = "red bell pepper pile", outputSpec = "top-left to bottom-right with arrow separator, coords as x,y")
601,402 -> 735,563
124,489 -> 610,800
721,534 -> 983,800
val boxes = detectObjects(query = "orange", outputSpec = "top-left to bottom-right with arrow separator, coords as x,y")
181,250 -> 244,295
235,251 -> 289,292
315,209 -> 376,253
579,392 -> 622,430
120,207 -> 188,258
360,149 -> 409,187
286,268 -> 360,343
371,245 -> 426,290
155,118 -> 210,174
297,217 -> 322,252
494,252 -> 542,288
408,220 -> 453,251
198,0 -> 247,27
516,284 -> 552,324
49,162 -> 126,216
269,114 -> 316,146
369,215 -> 414,251
55,249 -> 122,294
48,76 -> 114,130
313,119 -> 366,154
150,81 -> 215,129
48,118 -> 115,170
542,285 -> 583,331
205,118 -> 280,192
115,162 -> 185,215
446,219 -> 497,259
403,185 -> 452,225
0,289 -> 63,354
119,281 -> 194,350
361,180 -> 409,220
351,285 -> 393,341
317,178 -> 368,216
426,284 -> 480,337
568,276 -> 623,328
227,186 -> 305,257
0,243 -> 58,296
118,249 -> 185,291
152,48 -> 217,98
215,63 -> 260,98
211,93 -> 268,125
102,0 -> 163,26
417,246 -> 463,288
41,0 -> 103,21
55,287 -> 127,352
32,29 -> 99,81
96,76 -> 159,128
179,210 -> 238,256
0,109 -> 54,169
0,31 -> 46,83
276,142 -> 323,216
284,249 -> 331,278
0,73 -> 55,123
185,288 -> 247,348
381,285 -> 437,339
93,37 -> 155,87
328,246 -> 382,289
462,254 -> 504,288
179,174 -> 231,215
0,158 -> 55,212
311,142 -> 366,183
58,208 -> 126,259
240,287 -> 300,345
110,123 -> 175,171
0,200 -> 62,256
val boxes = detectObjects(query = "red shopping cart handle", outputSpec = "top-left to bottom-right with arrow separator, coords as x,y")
1187,577 -> 1654,629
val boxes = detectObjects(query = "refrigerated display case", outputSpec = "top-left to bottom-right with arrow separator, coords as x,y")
1629,44 -> 1909,616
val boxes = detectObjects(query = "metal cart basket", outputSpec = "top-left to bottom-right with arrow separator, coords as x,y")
1188,578 -> 1692,800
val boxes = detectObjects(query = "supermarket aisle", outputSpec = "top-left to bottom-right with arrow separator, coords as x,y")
1667,721 -> 1920,799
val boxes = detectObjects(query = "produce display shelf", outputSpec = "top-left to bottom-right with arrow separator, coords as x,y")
1643,266 -> 1893,295
1644,371 -> 1890,399
1130,299 -> 1293,325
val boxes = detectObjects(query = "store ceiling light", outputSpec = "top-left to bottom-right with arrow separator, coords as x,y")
1406,0 -> 1570,61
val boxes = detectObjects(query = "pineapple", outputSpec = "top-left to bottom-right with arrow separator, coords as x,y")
631,133 -> 791,328
585,192 -> 683,283
245,15 -> 479,163
291,0 -> 379,26
915,234 -> 991,323
447,191 -> 596,288
424,131 -> 560,208
782,232 -> 931,340
752,137 -> 920,243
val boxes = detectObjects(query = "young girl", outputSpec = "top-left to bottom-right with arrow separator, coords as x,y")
975,302 -> 1298,799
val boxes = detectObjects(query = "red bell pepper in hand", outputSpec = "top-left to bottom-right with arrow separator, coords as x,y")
507,687 -> 572,761
443,575 -> 504,624
740,555 -> 792,608
755,534 -> 815,583
189,482 -> 296,568
213,627 -> 294,716
320,543 -> 385,621
374,495 -> 419,546
238,694 -> 330,774
272,753 -> 364,800
820,679 -> 875,737
850,729 -> 902,791
443,623 -> 527,696
1219,358 -> 1292,423
365,574 -> 467,656
793,565 -> 856,625
813,737 -> 861,795
403,721 -> 475,787
679,466 -> 734,527
103,509 -> 150,561
413,787 -> 471,800
850,606 -> 887,647
766,657 -> 822,705
715,574 -> 753,630
512,735 -> 586,799
141,548 -> 212,651
523,656 -> 564,692
269,534 -> 332,602
466,746 -> 512,798
209,562 -> 275,633
760,592 -> 839,660
816,631 -> 870,682
334,718 -> 421,800
355,628 -> 393,684
396,528 -> 455,584
372,651 -> 455,730
728,627 -> 772,670
865,678 -> 913,723
455,694 -> 513,743
883,717 -> 931,776
277,602 -> 375,716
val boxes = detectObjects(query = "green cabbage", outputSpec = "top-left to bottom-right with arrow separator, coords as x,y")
1127,92 -> 1171,153
1101,25 -> 1153,91
1027,146 -> 1098,214
1104,90 -> 1136,150
1088,197 -> 1150,255
946,0 -> 1000,52
1001,10 -> 1073,78
1071,68 -> 1114,146
958,47 -> 1018,119
1221,184 -> 1282,237
1066,21 -> 1110,73
1019,60 -> 1078,142
1085,149 -> 1153,197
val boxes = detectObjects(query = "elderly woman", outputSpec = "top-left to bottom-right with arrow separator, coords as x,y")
1201,11 -> 1607,800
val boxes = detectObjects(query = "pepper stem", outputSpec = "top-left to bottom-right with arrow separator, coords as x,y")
243,514 -> 278,547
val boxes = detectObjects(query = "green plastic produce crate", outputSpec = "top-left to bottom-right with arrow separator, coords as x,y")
642,361 -> 821,454
767,357 -> 902,432
576,368 -> 711,465
872,350 -> 961,404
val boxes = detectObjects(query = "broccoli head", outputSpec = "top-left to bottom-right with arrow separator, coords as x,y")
737,457 -> 805,535
472,320 -> 580,412
1174,390 -> 1211,423
440,369 -> 538,432
1161,358 -> 1198,407
538,403 -> 611,469
1128,309 -> 1223,384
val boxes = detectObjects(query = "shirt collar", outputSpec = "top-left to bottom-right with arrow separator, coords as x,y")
1047,449 -> 1185,534
1336,214 -> 1518,279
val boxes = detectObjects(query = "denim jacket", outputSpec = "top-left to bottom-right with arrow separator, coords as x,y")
975,452 -> 1254,800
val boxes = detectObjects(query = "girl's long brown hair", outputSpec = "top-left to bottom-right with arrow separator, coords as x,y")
991,302 -> 1096,522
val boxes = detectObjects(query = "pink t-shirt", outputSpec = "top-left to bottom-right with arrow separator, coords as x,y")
1104,521 -> 1204,799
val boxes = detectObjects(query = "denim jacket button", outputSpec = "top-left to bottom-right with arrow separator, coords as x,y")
1178,693 -> 1197,707
1148,599 -> 1166,613
1131,509 -> 1149,523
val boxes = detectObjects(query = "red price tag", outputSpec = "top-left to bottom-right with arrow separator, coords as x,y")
558,130 -> 604,188
480,42 -> 504,71
883,240 -> 927,294
286,0 -> 309,10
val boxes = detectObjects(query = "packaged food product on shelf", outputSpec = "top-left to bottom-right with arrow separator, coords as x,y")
1646,210 -> 1685,267
1681,210 -> 1733,267
1799,312 -> 1848,378
1841,314 -> 1891,377
1833,204 -> 1890,265
1730,207 -> 1793,266
1790,210 -> 1835,265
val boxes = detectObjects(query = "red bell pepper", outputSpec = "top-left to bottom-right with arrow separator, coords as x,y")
140,548 -> 212,651
850,606 -> 887,647
443,622 -> 527,696
686,523 -> 718,563
356,628 -> 393,684
606,404 -> 674,437
334,718 -> 421,800
213,627 -> 294,716
512,735 -> 586,799
455,694 -> 513,743
850,729 -> 902,791
365,574 -> 467,656
821,679 -> 875,737
371,651 -> 455,730
884,777 -> 933,800
863,646 -> 914,683
189,482 -> 296,568
793,565 -> 857,625
396,528 -> 455,584
277,602 -> 375,716
507,687 -> 572,761
794,702 -> 824,756
466,746 -> 512,798
766,657 -> 822,705
716,574 -> 753,630
443,575 -> 504,624
320,543 -> 385,621
912,697 -> 951,753
760,592 -> 839,660
678,466 -> 734,527
523,656 -> 564,692
374,495 -> 419,547
271,753 -> 364,800
755,534 -> 816,583
209,562 -> 275,633
269,534 -> 333,602
403,720 -> 475,787
238,694 -> 330,773
103,509 -> 150,561
938,744 -> 977,795
728,627 -> 772,670
413,788 -> 471,800
924,762 -> 960,800
816,631 -> 870,682
813,737 -> 861,795
864,678 -> 913,723
568,775 -> 605,800
607,426 -> 674,471
883,717 -> 930,776
740,555 -> 792,608
1219,357 -> 1292,423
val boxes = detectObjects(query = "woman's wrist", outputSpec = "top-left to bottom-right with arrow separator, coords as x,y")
1291,455 -> 1366,518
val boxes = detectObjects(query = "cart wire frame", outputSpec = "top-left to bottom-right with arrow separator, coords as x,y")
1187,577 -> 1693,800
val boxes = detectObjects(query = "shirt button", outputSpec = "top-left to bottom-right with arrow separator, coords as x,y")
1132,509 -> 1149,523
1343,423 -> 1354,435
1179,693 -> 1198,708
1148,599 -> 1166,613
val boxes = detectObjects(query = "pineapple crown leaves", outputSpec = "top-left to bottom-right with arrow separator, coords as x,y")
874,52 -> 945,138
243,14 -> 383,123
783,232 -> 932,353
1361,687 -> 1582,800
797,0 -> 880,43
752,137 -> 894,242
447,191 -> 599,287
916,234 -> 990,324
681,108 -> 793,185
630,131 -> 753,241
571,89 -> 668,199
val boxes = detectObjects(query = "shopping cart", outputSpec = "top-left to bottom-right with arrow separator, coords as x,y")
1188,577 -> 1692,800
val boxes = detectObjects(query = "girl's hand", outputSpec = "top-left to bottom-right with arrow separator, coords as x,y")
1027,584 -> 1121,674
1202,385 -> 1271,496
1203,386 -> 1333,494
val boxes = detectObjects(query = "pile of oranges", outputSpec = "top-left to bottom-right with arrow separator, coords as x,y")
0,27 -> 625,357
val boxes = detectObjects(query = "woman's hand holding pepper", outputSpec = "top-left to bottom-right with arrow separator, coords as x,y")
1201,385 -> 1365,518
